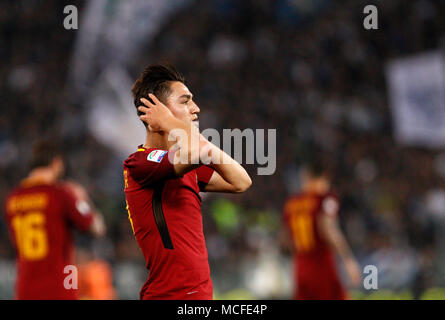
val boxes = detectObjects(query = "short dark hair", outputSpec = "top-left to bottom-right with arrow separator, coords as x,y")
30,140 -> 62,170
304,155 -> 326,178
131,64 -> 185,125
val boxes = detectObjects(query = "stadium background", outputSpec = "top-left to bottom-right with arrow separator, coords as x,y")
1,0 -> 445,299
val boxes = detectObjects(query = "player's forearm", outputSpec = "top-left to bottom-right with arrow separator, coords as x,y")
206,144 -> 252,192
161,114 -> 192,136
328,229 -> 355,262
161,116 -> 203,164
89,212 -> 106,238
161,117 -> 251,191
319,215 -> 355,262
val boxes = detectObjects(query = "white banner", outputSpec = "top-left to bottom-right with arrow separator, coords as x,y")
67,0 -> 191,157
386,51 -> 445,148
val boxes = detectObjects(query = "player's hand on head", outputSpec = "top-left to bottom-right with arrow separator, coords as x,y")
138,93 -> 173,132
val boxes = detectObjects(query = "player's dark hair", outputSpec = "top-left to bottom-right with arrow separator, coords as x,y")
304,157 -> 326,178
131,64 -> 185,127
30,140 -> 63,170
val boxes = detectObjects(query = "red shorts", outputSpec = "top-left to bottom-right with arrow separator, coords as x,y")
296,275 -> 347,300
295,261 -> 347,300
140,277 -> 213,300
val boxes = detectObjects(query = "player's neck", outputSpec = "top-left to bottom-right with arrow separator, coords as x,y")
303,181 -> 329,194
144,131 -> 168,150
26,168 -> 57,184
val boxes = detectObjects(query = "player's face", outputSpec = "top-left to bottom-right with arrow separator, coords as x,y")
165,81 -> 200,128
301,170 -> 330,192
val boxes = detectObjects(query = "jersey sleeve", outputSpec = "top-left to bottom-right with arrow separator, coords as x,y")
196,165 -> 215,192
60,187 -> 94,232
124,149 -> 177,187
320,194 -> 340,217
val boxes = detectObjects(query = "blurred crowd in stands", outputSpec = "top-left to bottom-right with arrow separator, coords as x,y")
1,0 -> 445,299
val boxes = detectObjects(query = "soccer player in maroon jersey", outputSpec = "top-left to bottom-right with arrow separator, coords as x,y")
124,65 -> 252,300
4,140 -> 106,300
281,161 -> 361,300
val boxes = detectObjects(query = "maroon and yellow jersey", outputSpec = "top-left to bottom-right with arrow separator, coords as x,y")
283,191 -> 346,300
4,178 -> 94,300
123,145 -> 215,300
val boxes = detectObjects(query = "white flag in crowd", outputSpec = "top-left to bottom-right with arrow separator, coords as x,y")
386,51 -> 445,148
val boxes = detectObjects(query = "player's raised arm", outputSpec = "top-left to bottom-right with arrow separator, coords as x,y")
138,93 -> 252,193
199,145 -> 252,193
138,94 -> 206,176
